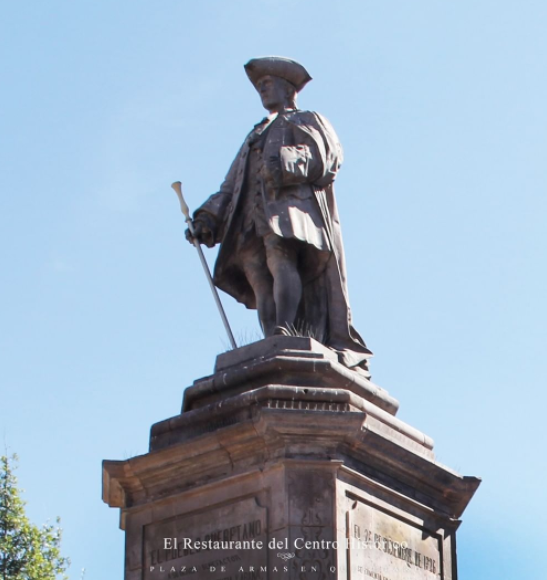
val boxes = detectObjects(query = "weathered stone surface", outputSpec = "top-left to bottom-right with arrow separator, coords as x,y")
144,496 -> 267,579
347,499 -> 441,579
103,338 -> 479,579
183,336 -> 398,415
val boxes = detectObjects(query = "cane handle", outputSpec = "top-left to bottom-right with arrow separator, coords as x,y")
171,181 -> 191,222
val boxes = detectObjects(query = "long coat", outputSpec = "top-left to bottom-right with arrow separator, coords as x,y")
195,110 -> 372,370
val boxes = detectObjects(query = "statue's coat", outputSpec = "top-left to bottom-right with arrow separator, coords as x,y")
195,110 -> 372,369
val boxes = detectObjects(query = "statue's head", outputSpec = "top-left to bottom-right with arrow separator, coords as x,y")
255,75 -> 297,113
244,57 -> 311,113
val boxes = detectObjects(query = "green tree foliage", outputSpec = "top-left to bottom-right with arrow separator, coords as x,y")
0,454 -> 69,579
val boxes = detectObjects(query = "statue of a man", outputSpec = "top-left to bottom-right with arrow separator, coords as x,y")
188,56 -> 372,375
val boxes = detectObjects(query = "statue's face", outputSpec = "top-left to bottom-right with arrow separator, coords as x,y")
256,75 -> 289,112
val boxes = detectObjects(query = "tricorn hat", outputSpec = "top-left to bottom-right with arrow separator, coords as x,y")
244,56 -> 312,92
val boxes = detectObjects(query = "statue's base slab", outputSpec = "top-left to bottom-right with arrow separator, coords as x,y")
103,337 -> 479,580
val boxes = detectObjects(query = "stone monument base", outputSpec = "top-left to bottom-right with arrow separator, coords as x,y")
103,337 -> 480,580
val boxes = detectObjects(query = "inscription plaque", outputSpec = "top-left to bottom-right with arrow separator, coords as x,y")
347,498 -> 441,580
144,496 -> 267,579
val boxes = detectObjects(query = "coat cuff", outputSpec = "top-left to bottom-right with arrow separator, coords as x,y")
279,145 -> 313,184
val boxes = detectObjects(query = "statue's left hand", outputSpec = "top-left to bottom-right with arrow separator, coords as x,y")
185,218 -> 215,248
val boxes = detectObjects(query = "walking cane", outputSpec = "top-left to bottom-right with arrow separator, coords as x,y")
171,181 -> 237,349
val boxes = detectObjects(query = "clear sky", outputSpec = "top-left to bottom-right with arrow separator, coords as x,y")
1,0 -> 546,577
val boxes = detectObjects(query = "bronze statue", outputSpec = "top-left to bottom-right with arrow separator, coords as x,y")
187,57 -> 372,375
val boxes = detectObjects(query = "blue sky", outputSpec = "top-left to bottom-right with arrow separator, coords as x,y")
1,1 -> 546,577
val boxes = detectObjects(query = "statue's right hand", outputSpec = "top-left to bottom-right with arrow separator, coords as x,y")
186,219 -> 215,248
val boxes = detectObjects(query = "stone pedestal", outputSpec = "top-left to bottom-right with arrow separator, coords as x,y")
103,337 -> 480,580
